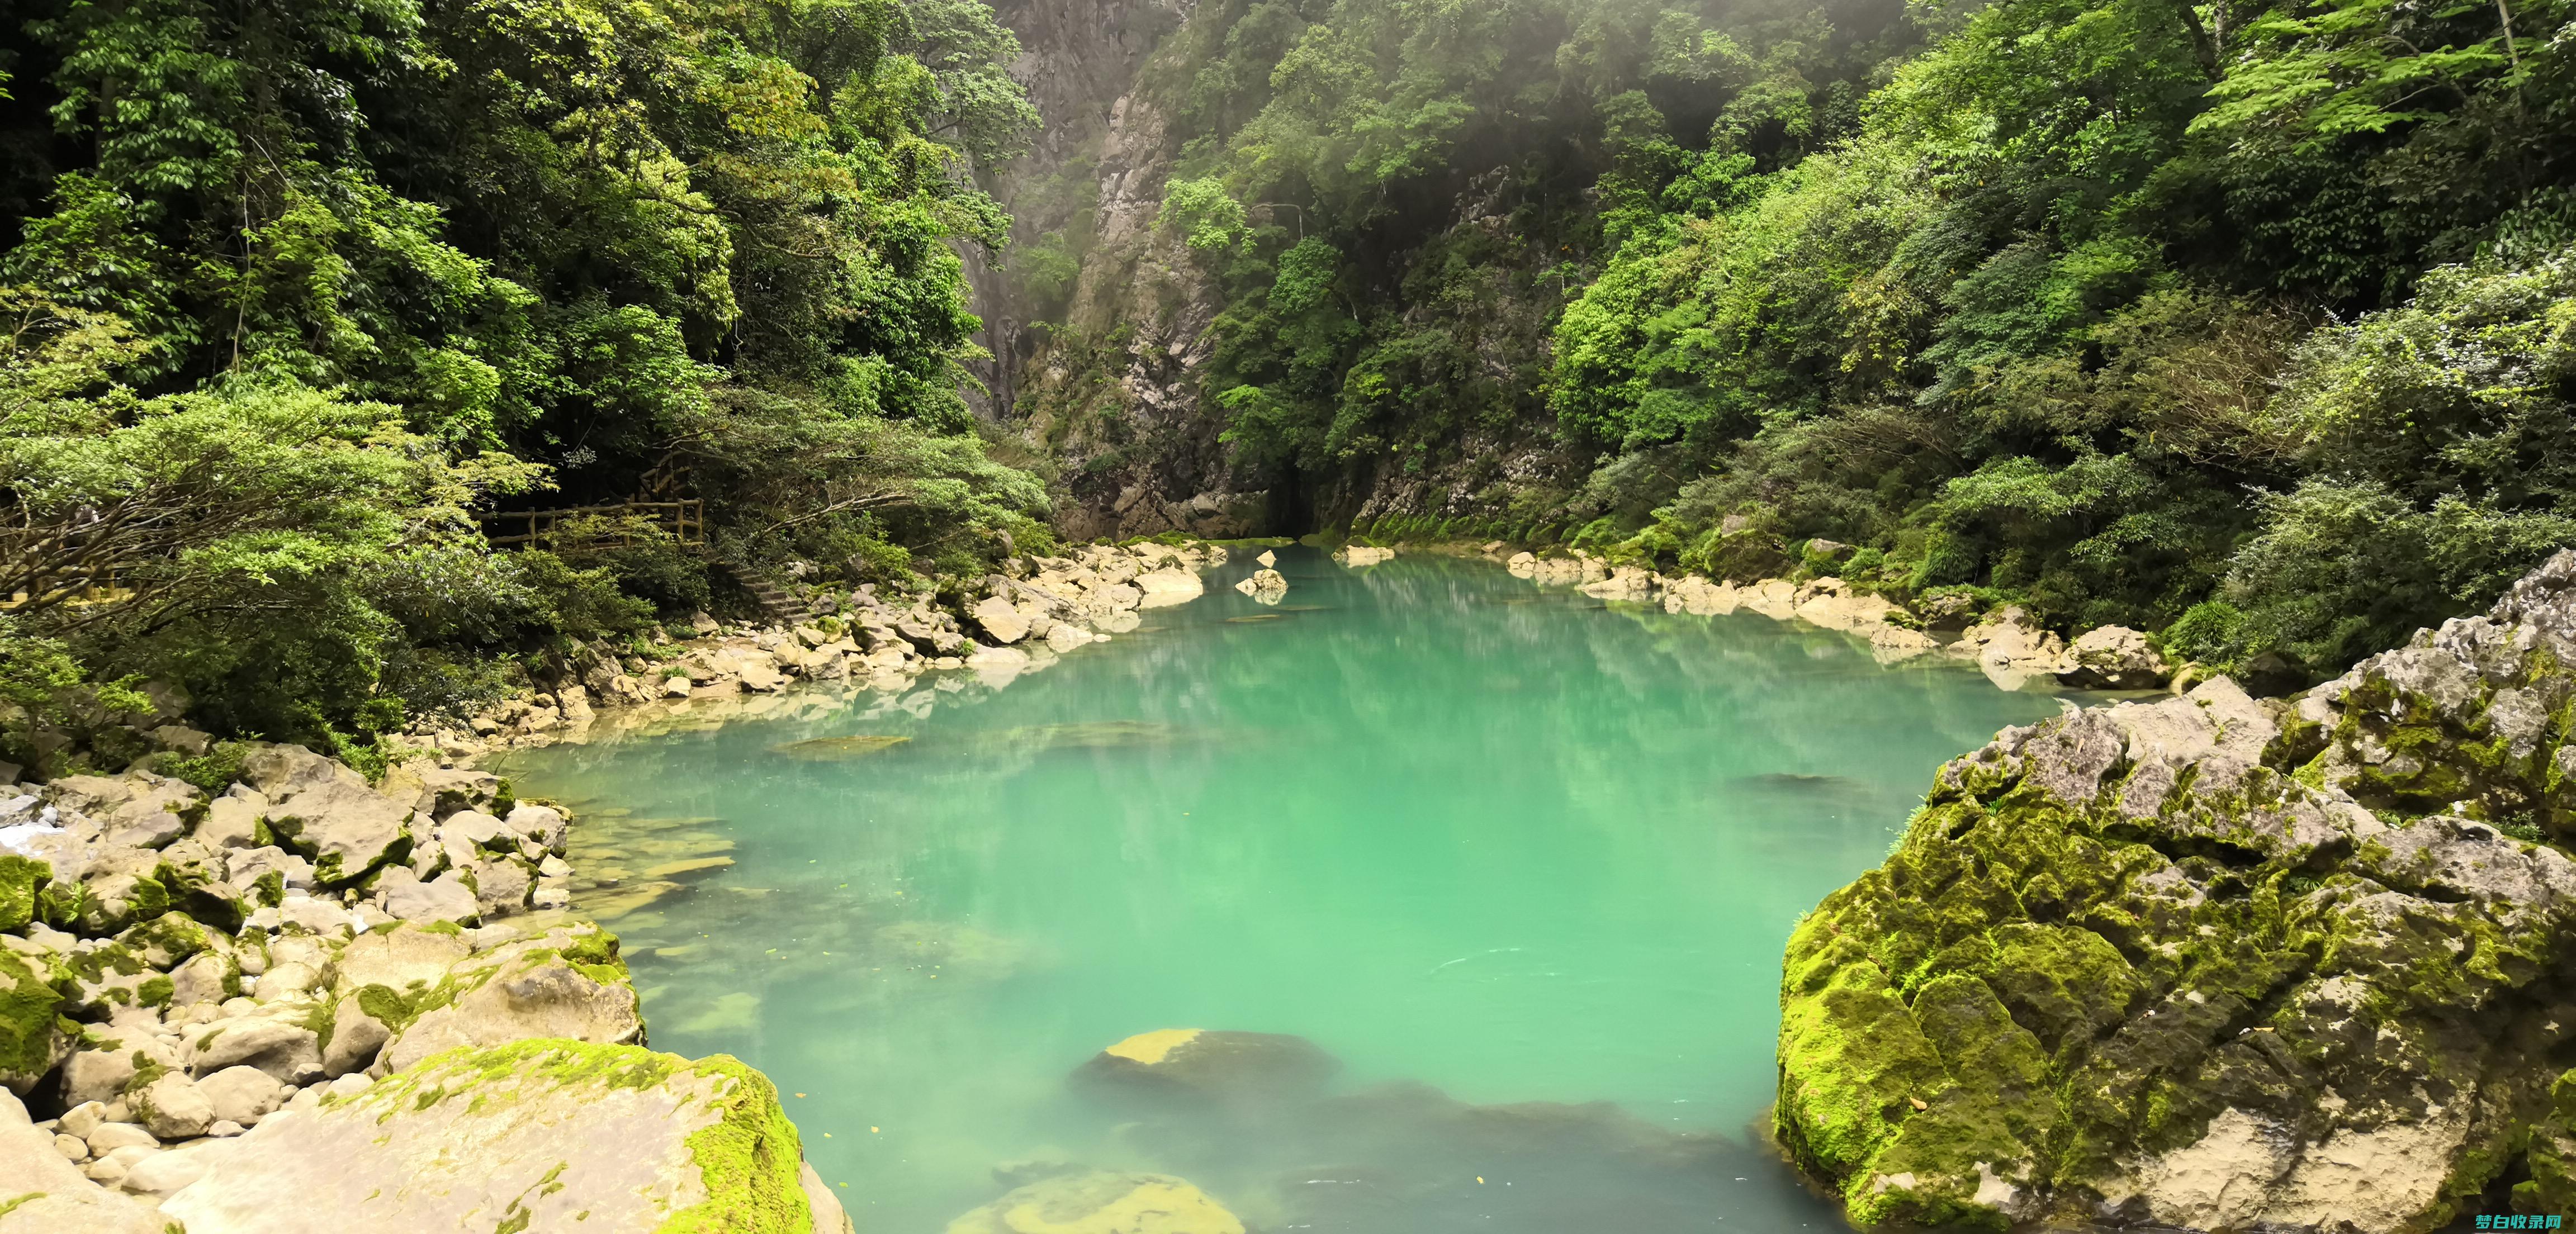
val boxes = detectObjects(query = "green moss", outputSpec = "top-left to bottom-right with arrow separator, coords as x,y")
136,975 -> 174,1008
657,1053 -> 815,1234
0,856 -> 49,931
0,951 -> 64,1082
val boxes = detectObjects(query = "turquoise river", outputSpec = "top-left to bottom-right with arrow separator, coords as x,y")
501,547 -> 2065,1232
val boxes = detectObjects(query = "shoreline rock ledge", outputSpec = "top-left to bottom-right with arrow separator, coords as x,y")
1778,549 -> 2576,1232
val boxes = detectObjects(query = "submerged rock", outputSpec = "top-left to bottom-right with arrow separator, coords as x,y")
772,734 -> 912,759
945,1169 -> 1244,1234
1777,550 -> 2576,1233
1075,1028 -> 1339,1106
161,1040 -> 845,1233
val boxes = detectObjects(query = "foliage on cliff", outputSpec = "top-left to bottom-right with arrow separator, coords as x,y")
1086,0 -> 2576,685
0,0 -> 1044,760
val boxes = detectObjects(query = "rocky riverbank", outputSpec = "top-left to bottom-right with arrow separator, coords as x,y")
1493,545 -> 2177,694
0,539 -> 1232,1231
416,539 -> 1228,759
1775,549 -> 2576,1232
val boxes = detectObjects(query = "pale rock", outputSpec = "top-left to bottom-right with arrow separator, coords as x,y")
467,856 -> 533,917
973,595 -> 1031,644
170,948 -> 238,1005
60,1100 -> 107,1138
86,1122 -> 158,1155
1234,568 -> 1287,602
0,1090 -> 166,1233
1046,623 -> 1097,652
188,1017 -> 321,1084
121,1136 -> 234,1198
161,1042 -> 822,1234
1132,568 -> 1205,608
132,1070 -> 214,1139
198,1065 -> 285,1126
438,809 -> 514,853
53,1131 -> 86,1160
1337,544 -> 1396,567
252,963 -> 320,999
2056,625 -> 2172,691
197,794 -> 266,849
505,803 -> 567,852
1255,550 -> 1277,567
380,929 -> 642,1072
375,868 -> 477,927
321,996 -> 394,1078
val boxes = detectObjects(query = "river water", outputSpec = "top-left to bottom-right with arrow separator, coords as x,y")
501,547 -> 2061,1232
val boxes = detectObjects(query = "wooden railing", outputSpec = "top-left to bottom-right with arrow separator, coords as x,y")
482,499 -> 705,549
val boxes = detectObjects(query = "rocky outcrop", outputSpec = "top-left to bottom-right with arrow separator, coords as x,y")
1233,568 -> 1286,602
160,1039 -> 847,1233
1337,545 -> 1396,567
1775,550 -> 2576,1232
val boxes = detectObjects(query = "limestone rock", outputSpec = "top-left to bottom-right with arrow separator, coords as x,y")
1336,544 -> 1395,567
132,1069 -> 214,1139
1233,569 -> 1287,602
1255,549 -> 1276,567
1074,1028 -> 1338,1107
161,1041 -> 829,1233
190,1015 -> 323,1084
945,1170 -> 1245,1234
381,872 -> 479,925
1133,568 -> 1205,609
1776,550 -> 2576,1233
259,760 -> 413,885
197,1065 -> 285,1126
378,927 -> 642,1072
2055,624 -> 2172,691
974,595 -> 1033,644
1945,604 -> 2068,690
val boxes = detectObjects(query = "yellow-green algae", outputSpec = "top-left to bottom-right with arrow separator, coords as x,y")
356,1038 -> 820,1233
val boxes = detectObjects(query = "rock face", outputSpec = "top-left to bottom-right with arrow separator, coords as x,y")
1776,551 -> 2576,1232
945,1170 -> 1246,1234
162,1040 -> 839,1233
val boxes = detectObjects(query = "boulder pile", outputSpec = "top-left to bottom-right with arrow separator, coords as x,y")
418,541 -> 1227,758
1507,550 -> 2175,691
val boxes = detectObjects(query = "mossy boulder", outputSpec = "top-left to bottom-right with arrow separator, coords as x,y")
0,948 -> 67,1093
160,1038 -> 846,1233
1777,550 -> 2576,1234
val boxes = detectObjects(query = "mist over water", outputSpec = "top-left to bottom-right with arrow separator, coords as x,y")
503,548 -> 2061,1232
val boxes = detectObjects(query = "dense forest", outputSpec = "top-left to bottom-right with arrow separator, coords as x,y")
0,0 -> 1054,766
1012,0 -> 2576,682
4,0 -> 2574,763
